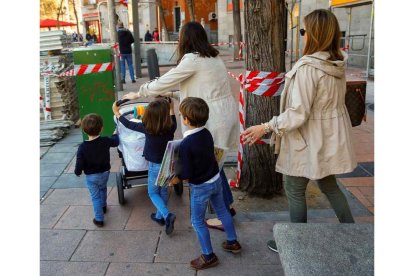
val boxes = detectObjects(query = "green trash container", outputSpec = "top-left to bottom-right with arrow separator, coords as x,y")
73,45 -> 116,140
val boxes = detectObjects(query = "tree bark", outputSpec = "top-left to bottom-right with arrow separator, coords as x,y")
157,0 -> 170,41
240,0 -> 285,197
232,0 -> 242,60
56,0 -> 65,30
186,0 -> 195,21
71,0 -> 80,41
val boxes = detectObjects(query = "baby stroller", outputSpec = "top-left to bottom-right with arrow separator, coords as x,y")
115,99 -> 183,205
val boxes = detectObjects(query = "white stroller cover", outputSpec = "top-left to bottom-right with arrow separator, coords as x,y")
116,114 -> 148,172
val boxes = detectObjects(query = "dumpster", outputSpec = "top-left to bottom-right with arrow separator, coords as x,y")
73,45 -> 116,140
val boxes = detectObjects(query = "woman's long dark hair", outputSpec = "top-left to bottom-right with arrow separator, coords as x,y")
177,21 -> 219,63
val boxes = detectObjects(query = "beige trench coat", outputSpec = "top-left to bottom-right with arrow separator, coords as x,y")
268,51 -> 357,180
137,53 -> 238,150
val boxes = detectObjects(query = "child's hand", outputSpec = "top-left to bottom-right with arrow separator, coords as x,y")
112,102 -> 121,117
169,176 -> 180,186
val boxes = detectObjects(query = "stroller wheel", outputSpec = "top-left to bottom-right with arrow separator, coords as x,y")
116,172 -> 125,205
173,181 -> 183,196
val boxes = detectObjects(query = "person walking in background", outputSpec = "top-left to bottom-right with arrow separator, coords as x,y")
144,30 -> 153,42
112,98 -> 177,235
170,97 -> 242,270
241,9 -> 356,253
74,114 -> 119,228
117,21 -> 136,84
122,21 -> 238,230
152,27 -> 159,42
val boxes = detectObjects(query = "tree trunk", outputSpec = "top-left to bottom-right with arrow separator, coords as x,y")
57,0 -> 65,30
240,0 -> 285,197
157,0 -> 170,41
186,0 -> 195,21
71,0 -> 80,41
232,0 -> 242,60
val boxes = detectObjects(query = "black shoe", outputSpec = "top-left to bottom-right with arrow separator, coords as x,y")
122,79 -> 126,84
267,240 -> 278,253
93,219 -> 104,227
132,79 -> 136,83
103,206 -> 107,214
151,213 -> 165,226
165,213 -> 176,235
230,208 -> 236,217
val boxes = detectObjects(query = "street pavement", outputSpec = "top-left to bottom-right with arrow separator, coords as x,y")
39,48 -> 374,275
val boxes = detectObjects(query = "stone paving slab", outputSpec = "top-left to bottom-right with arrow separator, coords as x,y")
41,176 -> 58,194
273,223 -> 374,276
42,188 -> 112,206
40,204 -> 69,229
198,264 -> 284,276
105,262 -> 195,276
41,152 -> 76,164
58,133 -> 83,144
52,173 -> 117,189
54,205 -> 132,230
155,229 -> 201,264
40,229 -> 86,261
47,143 -> 80,153
40,261 -> 109,276
40,162 -> 68,177
71,230 -> 160,263
107,185 -> 149,207
40,146 -> 51,158
237,221 -> 283,266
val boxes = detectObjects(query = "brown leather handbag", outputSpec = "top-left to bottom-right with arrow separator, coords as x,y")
345,80 -> 367,127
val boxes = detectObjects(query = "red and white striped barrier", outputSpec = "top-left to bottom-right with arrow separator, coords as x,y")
57,62 -> 113,77
211,41 -> 245,60
228,70 -> 284,188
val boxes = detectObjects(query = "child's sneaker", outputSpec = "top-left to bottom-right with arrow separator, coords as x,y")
221,240 -> 242,254
93,219 -> 104,227
165,213 -> 176,235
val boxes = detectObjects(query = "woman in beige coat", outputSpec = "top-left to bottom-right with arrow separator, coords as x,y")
122,22 -> 238,219
242,9 -> 356,246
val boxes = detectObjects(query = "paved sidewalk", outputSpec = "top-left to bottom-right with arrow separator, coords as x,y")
39,48 -> 374,275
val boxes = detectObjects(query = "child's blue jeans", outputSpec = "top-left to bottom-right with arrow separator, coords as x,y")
85,171 -> 110,222
190,176 -> 238,255
147,162 -> 170,220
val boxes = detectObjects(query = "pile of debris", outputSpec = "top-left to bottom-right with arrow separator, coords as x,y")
40,30 -> 80,146
40,120 -> 74,147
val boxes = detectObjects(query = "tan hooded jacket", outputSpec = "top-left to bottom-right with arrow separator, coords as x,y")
268,51 -> 357,180
137,53 -> 238,150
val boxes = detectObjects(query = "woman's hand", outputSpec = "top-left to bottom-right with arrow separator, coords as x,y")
241,124 -> 266,146
122,92 -> 139,101
169,98 -> 175,115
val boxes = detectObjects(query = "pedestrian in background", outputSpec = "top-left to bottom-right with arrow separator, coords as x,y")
144,30 -> 153,41
122,22 -> 238,228
117,21 -> 136,83
74,114 -> 119,228
152,27 -> 159,42
241,9 -> 356,252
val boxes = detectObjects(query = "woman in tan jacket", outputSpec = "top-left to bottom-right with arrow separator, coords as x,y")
122,22 -> 238,223
242,9 -> 356,250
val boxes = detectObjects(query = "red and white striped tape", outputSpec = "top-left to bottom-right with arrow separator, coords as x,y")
228,70 -> 284,188
211,41 -> 245,60
245,70 -> 285,97
58,62 -> 113,77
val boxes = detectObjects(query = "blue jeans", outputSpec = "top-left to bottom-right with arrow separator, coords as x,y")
190,176 -> 238,255
220,169 -> 234,211
120,54 -> 135,81
85,171 -> 110,222
147,162 -> 170,220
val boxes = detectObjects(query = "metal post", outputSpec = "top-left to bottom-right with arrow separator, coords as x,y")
132,0 -> 142,78
108,0 -> 123,91
366,1 -> 374,78
346,7 -> 352,66
44,75 -> 52,121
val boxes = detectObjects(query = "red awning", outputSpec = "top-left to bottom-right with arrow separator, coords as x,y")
40,19 -> 77,28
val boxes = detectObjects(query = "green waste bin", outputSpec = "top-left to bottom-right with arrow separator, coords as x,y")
73,45 -> 116,140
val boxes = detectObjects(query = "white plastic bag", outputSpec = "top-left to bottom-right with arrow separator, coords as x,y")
116,115 -> 148,172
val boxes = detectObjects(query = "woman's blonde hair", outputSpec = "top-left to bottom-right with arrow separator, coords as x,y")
303,9 -> 344,61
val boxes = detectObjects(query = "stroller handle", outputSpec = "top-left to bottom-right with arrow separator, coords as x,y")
116,99 -> 130,106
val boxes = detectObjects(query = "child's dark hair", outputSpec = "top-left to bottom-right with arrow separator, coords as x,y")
81,113 -> 103,136
142,98 -> 172,135
179,97 -> 209,127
